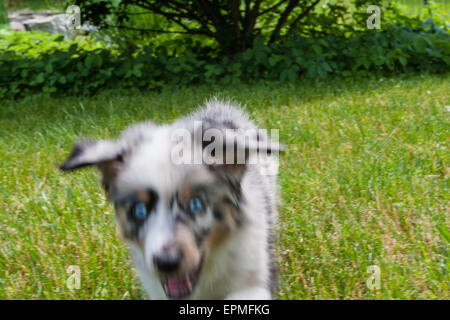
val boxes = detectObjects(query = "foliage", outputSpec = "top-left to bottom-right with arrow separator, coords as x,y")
0,29 -> 111,58
7,0 -> 69,12
75,0 -> 329,55
74,1 -> 450,55
0,0 -> 8,25
0,20 -> 448,99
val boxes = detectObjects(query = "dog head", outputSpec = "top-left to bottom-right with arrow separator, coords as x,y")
60,118 -> 281,299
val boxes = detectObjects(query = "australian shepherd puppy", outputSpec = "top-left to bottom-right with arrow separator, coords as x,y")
60,100 -> 282,299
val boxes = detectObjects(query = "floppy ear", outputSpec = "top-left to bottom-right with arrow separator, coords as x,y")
200,123 -> 284,182
218,131 -> 283,181
59,140 -> 123,171
59,140 -> 124,190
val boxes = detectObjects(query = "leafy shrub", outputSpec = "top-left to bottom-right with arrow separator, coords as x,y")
0,29 -> 112,58
0,21 -> 448,99
75,0 -> 342,55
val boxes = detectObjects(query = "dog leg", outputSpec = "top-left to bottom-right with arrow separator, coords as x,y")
225,286 -> 271,300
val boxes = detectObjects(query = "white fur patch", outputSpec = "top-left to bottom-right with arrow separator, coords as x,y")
109,101 -> 280,299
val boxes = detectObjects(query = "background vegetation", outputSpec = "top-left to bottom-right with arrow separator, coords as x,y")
0,0 -> 448,300
0,1 -> 449,99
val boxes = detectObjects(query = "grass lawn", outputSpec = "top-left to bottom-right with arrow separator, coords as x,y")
0,74 -> 448,299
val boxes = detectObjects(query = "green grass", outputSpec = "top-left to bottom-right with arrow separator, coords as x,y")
397,0 -> 450,16
5,0 -> 68,12
0,74 -> 448,299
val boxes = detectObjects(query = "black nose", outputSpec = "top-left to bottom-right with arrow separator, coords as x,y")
153,250 -> 182,273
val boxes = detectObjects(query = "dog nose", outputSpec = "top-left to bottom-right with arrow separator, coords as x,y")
153,250 -> 182,273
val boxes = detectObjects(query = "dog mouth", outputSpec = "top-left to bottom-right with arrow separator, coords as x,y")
161,257 -> 204,299
161,272 -> 198,299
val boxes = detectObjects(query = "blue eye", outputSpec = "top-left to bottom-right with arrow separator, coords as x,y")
189,197 -> 204,214
134,202 -> 148,221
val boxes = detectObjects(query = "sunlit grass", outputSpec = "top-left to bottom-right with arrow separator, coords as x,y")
6,0 -> 68,12
0,74 -> 448,299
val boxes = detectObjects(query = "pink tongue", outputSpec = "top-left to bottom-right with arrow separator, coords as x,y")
165,275 -> 192,298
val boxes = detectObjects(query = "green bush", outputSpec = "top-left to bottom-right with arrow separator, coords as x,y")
0,21 -> 449,99
0,29 -> 112,58
0,1 -> 8,26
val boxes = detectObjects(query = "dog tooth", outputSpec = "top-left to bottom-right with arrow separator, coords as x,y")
186,274 -> 193,292
162,281 -> 169,295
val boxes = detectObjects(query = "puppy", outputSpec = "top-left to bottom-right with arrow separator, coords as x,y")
60,100 -> 282,299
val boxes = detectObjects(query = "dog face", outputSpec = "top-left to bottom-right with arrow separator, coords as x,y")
110,127 -> 245,299
59,120 -> 276,299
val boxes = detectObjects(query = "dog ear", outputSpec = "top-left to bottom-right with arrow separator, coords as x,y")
59,140 -> 123,171
59,140 -> 124,189
200,123 -> 284,182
